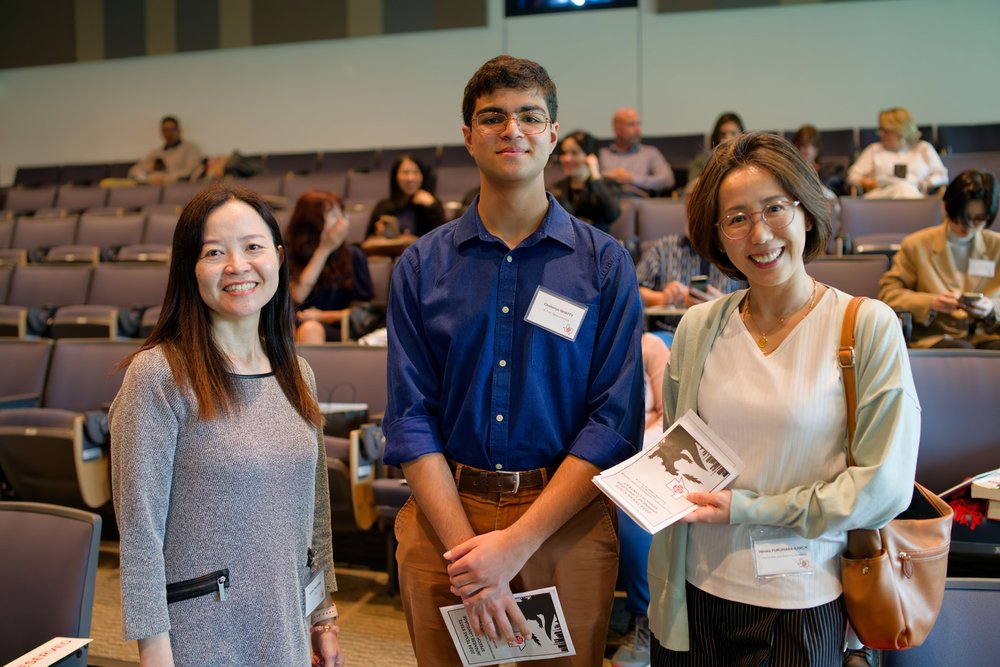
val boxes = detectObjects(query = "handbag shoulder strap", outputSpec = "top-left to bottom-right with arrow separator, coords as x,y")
839,296 -> 867,468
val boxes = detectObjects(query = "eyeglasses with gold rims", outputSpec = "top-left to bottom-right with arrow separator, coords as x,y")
472,111 -> 551,136
716,199 -> 802,240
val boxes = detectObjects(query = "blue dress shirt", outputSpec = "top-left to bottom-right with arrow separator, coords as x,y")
383,195 -> 644,472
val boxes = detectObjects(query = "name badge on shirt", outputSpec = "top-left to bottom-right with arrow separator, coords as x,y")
750,526 -> 814,580
969,259 -> 996,278
524,286 -> 588,342
304,570 -> 326,615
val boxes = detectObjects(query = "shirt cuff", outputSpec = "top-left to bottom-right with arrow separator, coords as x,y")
383,414 -> 445,466
568,421 -> 637,471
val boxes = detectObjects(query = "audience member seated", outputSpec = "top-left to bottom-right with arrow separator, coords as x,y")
793,125 -> 842,248
636,234 -> 743,309
878,169 -> 1000,348
599,107 -> 675,197
610,332 -> 671,667
550,130 -> 622,234
288,190 -> 374,343
364,155 -> 445,239
685,112 -> 745,192
847,107 -> 947,199
127,115 -> 203,185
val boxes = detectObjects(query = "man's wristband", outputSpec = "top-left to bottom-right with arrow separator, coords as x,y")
311,603 -> 339,625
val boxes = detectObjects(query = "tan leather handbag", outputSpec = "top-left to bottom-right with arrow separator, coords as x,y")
838,296 -> 953,650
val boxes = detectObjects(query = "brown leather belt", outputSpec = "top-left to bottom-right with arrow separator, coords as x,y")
449,461 -> 557,495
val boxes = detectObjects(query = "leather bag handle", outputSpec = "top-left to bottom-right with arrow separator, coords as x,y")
839,296 -> 866,468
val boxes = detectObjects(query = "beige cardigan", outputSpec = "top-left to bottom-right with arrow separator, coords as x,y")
878,223 -> 1000,347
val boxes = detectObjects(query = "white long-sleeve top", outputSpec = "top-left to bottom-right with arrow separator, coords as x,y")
847,140 -> 948,198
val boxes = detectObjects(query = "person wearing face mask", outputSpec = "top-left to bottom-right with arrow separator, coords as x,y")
550,130 -> 621,234
365,155 -> 446,239
878,169 -> 1000,348
847,107 -> 948,199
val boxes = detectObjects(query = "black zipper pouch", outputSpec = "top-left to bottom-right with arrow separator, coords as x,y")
166,568 -> 230,604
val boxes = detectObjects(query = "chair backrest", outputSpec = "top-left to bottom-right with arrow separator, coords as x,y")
346,170 -> 390,202
882,578 -> 1000,666
43,338 -> 140,412
265,151 -> 320,176
806,255 -> 889,299
76,212 -> 146,248
282,172 -> 348,205
0,265 -> 11,302
13,166 -> 60,188
297,344 -> 388,414
6,264 -> 92,308
161,180 -> 207,206
367,256 -> 393,306
839,197 -> 942,247
0,219 -> 13,248
637,199 -> 688,244
11,216 -> 78,252
609,198 -> 638,240
54,185 -> 109,212
435,166 -> 481,203
643,133 -> 707,168
345,203 -> 373,245
107,185 -> 162,210
378,146 -> 439,170
0,501 -> 101,667
439,144 -> 475,167
143,211 -> 180,245
937,123 -> 1000,154
319,149 -> 377,173
5,187 -> 57,214
58,163 -> 109,187
236,174 -> 283,197
0,339 -> 54,408
907,349 -> 1000,494
88,263 -> 169,308
941,152 -> 1000,183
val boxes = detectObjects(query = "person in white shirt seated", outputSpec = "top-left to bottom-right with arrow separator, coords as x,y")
128,115 -> 204,185
846,107 -> 947,199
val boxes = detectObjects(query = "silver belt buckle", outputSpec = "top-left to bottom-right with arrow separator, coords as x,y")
495,469 -> 520,494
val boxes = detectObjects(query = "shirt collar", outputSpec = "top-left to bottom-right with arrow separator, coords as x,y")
454,193 -> 576,251
607,142 -> 640,155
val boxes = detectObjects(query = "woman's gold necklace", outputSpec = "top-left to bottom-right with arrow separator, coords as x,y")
742,278 -> 818,350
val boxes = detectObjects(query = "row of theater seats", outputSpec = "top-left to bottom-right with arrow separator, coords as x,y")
0,256 -> 393,340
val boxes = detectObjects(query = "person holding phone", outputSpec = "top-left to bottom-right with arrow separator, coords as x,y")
550,130 -> 622,234
878,169 -> 1000,348
365,155 -> 446,240
287,190 -> 374,343
635,237 -> 743,309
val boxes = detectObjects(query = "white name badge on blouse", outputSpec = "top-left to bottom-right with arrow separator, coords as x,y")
305,570 -> 326,615
968,259 -> 996,278
524,286 -> 588,342
749,526 -> 814,581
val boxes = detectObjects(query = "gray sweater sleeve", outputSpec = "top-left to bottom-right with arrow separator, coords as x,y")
110,348 -> 182,640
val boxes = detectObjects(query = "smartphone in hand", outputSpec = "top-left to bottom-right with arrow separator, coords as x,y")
961,292 -> 984,305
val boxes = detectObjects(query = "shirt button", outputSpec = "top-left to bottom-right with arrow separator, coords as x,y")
495,464 -> 503,470
496,414 -> 503,422
506,255 -> 512,263
502,306 -> 510,314
498,359 -> 507,367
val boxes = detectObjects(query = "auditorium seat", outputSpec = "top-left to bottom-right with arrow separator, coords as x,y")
937,123 -> 1000,154
5,186 -> 57,215
806,255 -> 889,299
143,211 -> 180,245
13,166 -> 60,188
436,166 -> 481,205
265,151 -> 320,176
644,133 -> 707,171
439,144 -> 476,167
161,180 -> 207,207
237,174 -> 283,198
54,185 -> 109,213
609,198 -> 638,241
44,245 -> 100,265
941,152 -> 1000,183
319,149 -> 377,174
0,501 -> 101,667
282,173 -> 348,205
107,185 -> 162,210
839,197 -> 942,254
367,256 -> 393,307
908,349 -> 1000,494
0,265 -> 11,302
58,163 -> 109,187
0,339 -> 53,409
378,146 -> 439,170
76,211 -> 146,259
0,264 -> 93,337
52,263 -> 168,338
346,170 -> 390,202
0,219 -> 13,248
637,199 -> 688,245
297,343 -> 388,416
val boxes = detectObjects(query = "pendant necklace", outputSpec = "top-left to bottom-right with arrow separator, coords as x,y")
742,278 -> 818,350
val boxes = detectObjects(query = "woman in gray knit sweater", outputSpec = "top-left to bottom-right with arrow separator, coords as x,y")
111,185 -> 345,666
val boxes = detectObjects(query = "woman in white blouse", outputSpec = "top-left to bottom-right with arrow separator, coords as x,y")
647,133 -> 919,666
847,107 -> 947,198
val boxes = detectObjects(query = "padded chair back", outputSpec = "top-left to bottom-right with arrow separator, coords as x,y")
609,198 -> 638,240
806,255 -> 889,299
0,339 -> 53,409
439,144 -> 475,167
161,180 -> 207,206
282,173 -> 348,206
55,185 -> 109,212
297,344 -> 388,414
320,149 -> 377,173
0,265 -> 11,302
378,146 -> 438,171
144,211 -> 180,245
41,338 -> 139,411
644,133 -> 706,168
11,216 -> 78,252
236,174 -> 283,198
937,123 -> 1000,154
107,185 -> 162,210
367,256 -> 393,307
839,197 -> 942,252
13,166 -> 60,188
89,263 -> 169,308
76,212 -> 146,249
59,163 -> 109,187
6,264 -> 92,308
348,426 -> 383,530
0,502 -> 100,667
882,578 -> 1000,666
346,170 -> 390,202
908,349 -> 1000,494
637,199 -> 688,244
5,187 -> 57,214
436,166 -> 481,203
0,219 -> 13,248
345,203 -> 373,246
265,151 -> 320,176
941,152 -> 1000,183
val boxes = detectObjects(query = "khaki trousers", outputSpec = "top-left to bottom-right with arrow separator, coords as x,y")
395,465 -> 619,666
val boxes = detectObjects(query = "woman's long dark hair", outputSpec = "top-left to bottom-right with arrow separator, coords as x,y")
125,183 -> 321,426
286,189 -> 354,294
388,155 -> 436,207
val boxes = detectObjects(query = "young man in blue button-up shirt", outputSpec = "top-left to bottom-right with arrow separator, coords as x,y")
383,55 -> 644,666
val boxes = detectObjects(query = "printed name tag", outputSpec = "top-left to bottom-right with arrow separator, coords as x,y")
750,533 -> 814,578
304,570 -> 326,615
969,259 -> 996,278
524,286 -> 589,342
